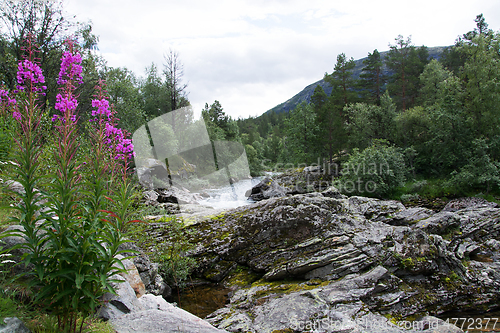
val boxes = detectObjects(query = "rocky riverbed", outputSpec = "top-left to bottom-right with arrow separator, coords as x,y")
145,189 -> 500,333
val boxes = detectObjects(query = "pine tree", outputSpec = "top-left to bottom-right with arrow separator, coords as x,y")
324,53 -> 357,110
385,35 -> 428,110
359,49 -> 385,104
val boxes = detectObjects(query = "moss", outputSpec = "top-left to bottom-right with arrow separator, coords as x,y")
248,278 -> 332,300
225,266 -> 261,287
401,257 -> 414,269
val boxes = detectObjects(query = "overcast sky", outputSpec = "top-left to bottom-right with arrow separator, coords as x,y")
64,0 -> 500,120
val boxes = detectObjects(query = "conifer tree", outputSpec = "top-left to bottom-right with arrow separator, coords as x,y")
359,49 -> 385,105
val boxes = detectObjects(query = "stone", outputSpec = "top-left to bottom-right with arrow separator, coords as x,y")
321,186 -> 346,199
245,177 -> 287,201
417,316 -> 464,333
176,193 -> 500,332
442,197 -> 498,212
118,256 -> 146,297
386,207 -> 434,226
413,211 -> 461,235
0,317 -> 31,333
112,302 -> 229,333
98,275 -> 144,321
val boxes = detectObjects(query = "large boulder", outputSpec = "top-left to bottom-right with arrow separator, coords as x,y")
112,294 -> 228,333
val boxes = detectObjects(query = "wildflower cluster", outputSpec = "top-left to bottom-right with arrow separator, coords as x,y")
15,59 -> 47,95
0,89 -> 17,107
90,84 -> 134,161
0,39 -> 137,332
52,40 -> 82,123
57,50 -> 83,85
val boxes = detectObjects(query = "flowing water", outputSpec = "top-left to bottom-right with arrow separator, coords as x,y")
197,176 -> 264,210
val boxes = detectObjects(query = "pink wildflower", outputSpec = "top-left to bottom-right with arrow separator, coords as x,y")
13,111 -> 22,121
57,51 -> 83,85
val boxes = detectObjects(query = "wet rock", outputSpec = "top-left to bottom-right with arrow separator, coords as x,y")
245,177 -> 287,201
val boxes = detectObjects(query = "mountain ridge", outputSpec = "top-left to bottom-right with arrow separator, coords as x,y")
265,46 -> 450,115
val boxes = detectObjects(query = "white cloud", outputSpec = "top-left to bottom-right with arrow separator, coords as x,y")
65,0 -> 500,119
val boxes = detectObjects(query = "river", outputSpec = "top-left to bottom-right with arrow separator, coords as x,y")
197,176 -> 264,210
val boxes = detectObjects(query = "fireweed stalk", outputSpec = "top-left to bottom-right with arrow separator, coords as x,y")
3,37 -> 47,288
3,40 -> 133,333
88,81 -> 138,235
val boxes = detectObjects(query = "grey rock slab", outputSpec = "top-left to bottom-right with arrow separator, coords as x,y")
0,317 -> 31,333
413,211 -> 461,235
98,275 -> 144,321
112,308 -> 229,333
387,207 -> 435,226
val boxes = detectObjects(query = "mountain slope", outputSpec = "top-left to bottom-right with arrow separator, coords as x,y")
266,46 -> 450,115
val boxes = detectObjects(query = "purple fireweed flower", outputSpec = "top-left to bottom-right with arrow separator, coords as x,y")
17,59 -> 45,86
55,93 -> 78,114
12,111 -> 22,121
91,98 -> 111,117
0,89 -> 16,106
57,51 -> 83,85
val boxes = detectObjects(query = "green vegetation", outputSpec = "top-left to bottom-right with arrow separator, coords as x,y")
128,216 -> 197,290
238,14 -> 500,200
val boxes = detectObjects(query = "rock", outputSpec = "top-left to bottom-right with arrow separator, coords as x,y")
0,317 -> 31,333
157,187 -> 203,205
207,267 -> 466,333
143,190 -> 159,205
346,196 -> 406,222
118,256 -> 146,298
321,186 -> 346,199
413,211 -> 461,235
245,177 -> 287,201
442,197 -> 498,212
3,180 -> 25,195
173,193 -> 500,332
136,159 -> 170,189
99,274 -> 226,333
112,294 -> 229,333
117,242 -> 170,297
386,207 -> 434,226
0,225 -> 34,275
98,275 -> 144,321
303,165 -> 321,173
417,316 -> 464,332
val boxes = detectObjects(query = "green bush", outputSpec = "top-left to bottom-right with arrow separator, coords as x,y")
337,140 -> 407,197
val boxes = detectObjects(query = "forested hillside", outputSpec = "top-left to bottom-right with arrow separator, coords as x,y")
266,46 -> 449,115
237,14 -> 500,200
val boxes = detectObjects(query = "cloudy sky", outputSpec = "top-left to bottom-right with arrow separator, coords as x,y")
65,0 -> 500,120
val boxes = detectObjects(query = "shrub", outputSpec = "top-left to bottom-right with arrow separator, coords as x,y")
338,139 -> 407,197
